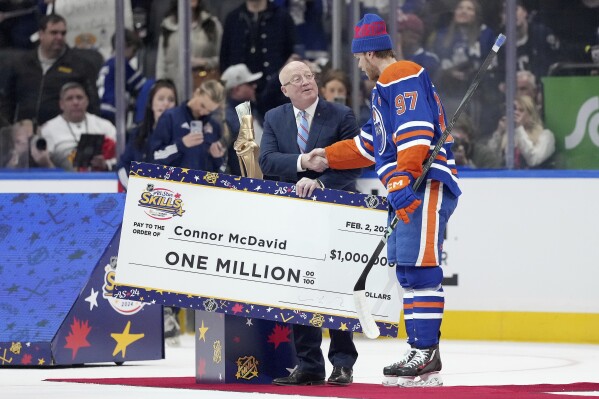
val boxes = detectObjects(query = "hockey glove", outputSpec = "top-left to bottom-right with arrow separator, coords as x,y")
386,173 -> 422,224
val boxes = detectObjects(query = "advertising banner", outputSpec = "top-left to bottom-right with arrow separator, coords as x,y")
543,76 -> 599,169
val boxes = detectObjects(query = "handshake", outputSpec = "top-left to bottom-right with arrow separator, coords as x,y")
300,148 -> 328,172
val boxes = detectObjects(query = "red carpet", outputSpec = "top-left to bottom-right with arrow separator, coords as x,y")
46,377 -> 599,399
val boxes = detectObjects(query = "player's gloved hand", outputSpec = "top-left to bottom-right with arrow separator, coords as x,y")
386,173 -> 422,224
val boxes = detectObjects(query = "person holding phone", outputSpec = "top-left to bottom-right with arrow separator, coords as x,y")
116,79 -> 178,189
150,79 -> 226,171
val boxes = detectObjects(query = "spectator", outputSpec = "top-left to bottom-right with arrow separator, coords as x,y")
359,0 -> 390,15
319,68 -> 351,107
537,0 -> 598,64
156,0 -> 222,90
0,118 -> 55,169
515,70 -> 538,101
452,134 -> 474,168
514,70 -> 544,118
487,94 -> 556,169
427,0 -> 495,129
357,78 -> 376,127
483,1 -> 560,135
492,70 -> 545,141
260,60 -> 360,386
451,113 -> 499,168
279,0 -> 328,62
0,0 -> 41,49
116,82 -> 181,347
0,125 -> 15,168
396,13 -> 440,78
97,29 -> 147,124
150,79 -> 226,172
220,63 -> 263,176
40,82 -> 116,171
497,0 -> 561,81
0,14 -> 99,126
116,79 -> 177,189
220,0 -> 296,105
1,120 -> 34,168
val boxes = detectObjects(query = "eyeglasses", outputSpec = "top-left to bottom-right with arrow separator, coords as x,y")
283,72 -> 315,86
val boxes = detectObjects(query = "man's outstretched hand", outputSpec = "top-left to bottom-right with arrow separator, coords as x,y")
301,148 -> 328,172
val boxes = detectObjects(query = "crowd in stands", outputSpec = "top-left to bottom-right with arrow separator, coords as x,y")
0,0 -> 597,172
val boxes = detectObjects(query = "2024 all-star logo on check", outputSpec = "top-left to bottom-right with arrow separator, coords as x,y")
137,183 -> 185,220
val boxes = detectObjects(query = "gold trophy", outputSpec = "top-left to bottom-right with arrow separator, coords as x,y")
233,101 -> 263,179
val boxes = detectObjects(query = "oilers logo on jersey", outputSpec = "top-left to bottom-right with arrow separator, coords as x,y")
372,106 -> 387,156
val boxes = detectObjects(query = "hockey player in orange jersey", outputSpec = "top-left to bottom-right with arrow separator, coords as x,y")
308,13 -> 461,387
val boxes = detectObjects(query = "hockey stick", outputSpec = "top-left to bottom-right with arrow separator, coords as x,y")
354,34 -> 506,339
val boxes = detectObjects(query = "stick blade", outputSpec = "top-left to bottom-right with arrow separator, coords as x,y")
353,290 -> 380,339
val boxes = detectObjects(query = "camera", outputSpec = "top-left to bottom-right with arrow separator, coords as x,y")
32,136 -> 47,151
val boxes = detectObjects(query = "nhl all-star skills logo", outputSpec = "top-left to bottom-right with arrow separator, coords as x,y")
138,183 -> 185,220
102,256 -> 146,315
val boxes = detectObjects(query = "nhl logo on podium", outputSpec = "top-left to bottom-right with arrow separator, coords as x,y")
364,194 -> 380,208
309,313 -> 325,328
235,355 -> 259,380
203,172 -> 218,185
203,298 -> 218,312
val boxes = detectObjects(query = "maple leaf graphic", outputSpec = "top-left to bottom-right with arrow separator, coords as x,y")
21,353 -> 32,365
231,303 -> 244,314
64,317 -> 92,360
267,324 -> 291,349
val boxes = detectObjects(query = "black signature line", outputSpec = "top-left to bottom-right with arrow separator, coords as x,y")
168,237 -> 326,261
279,300 -> 388,318
129,262 -> 346,295
338,228 -> 380,236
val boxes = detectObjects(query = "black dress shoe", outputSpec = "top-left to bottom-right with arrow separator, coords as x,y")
272,369 -> 325,386
327,366 -> 353,386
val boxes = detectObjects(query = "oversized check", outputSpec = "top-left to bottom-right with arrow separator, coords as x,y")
114,162 -> 402,337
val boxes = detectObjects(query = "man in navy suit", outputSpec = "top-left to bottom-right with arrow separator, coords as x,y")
259,61 -> 361,386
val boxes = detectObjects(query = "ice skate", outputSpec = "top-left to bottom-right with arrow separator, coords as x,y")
395,345 -> 443,387
382,347 -> 417,386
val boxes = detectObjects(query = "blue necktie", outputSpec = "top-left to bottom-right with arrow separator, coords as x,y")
297,110 -> 309,153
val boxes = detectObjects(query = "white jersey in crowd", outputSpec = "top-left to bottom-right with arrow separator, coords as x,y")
41,112 -> 117,170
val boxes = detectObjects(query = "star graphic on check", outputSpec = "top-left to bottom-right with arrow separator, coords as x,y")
198,320 -> 209,342
339,322 -> 349,331
111,321 -> 145,357
84,288 -> 99,311
266,307 -> 273,312
246,318 -> 253,327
